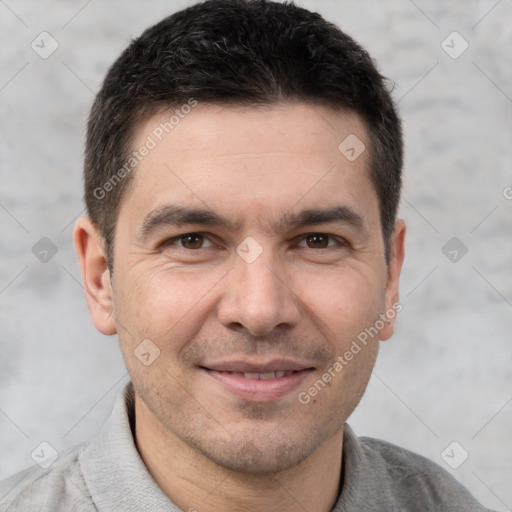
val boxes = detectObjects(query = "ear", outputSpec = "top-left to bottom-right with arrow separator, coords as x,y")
73,217 -> 117,335
380,219 -> 406,341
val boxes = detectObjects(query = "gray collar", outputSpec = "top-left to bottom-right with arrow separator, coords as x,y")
78,382 -> 378,512
79,382 -> 180,511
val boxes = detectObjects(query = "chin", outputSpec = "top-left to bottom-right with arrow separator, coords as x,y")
189,430 -> 316,476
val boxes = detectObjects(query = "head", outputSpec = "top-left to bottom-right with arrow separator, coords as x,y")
75,0 -> 405,476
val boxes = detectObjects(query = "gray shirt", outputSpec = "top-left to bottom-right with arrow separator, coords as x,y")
0,383 -> 493,511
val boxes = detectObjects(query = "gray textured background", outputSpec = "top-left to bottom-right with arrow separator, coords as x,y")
1,0 -> 511,510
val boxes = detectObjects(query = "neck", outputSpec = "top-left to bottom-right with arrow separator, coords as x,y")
134,397 -> 343,512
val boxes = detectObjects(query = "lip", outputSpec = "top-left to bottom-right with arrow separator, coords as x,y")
202,359 -> 312,373
200,360 -> 314,402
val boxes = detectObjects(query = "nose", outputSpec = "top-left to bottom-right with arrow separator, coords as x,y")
217,246 -> 301,337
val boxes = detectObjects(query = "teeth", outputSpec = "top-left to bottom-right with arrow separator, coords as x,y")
241,370 -> 296,380
243,372 -> 260,380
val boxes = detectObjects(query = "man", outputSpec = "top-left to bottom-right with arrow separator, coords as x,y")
0,0 -> 494,510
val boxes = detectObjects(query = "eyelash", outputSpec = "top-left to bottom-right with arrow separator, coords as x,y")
161,232 -> 348,251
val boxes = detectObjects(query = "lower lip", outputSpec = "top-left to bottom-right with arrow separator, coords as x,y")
202,368 -> 313,402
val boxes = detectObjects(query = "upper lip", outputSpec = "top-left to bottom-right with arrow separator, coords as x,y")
201,359 -> 314,373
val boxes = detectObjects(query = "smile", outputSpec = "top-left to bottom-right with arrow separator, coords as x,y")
200,362 -> 314,402
213,370 -> 298,380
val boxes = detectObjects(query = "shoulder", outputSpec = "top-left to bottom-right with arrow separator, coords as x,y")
358,435 -> 494,512
0,443 -> 94,512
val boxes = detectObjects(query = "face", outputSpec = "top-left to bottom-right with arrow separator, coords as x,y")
77,102 -> 405,475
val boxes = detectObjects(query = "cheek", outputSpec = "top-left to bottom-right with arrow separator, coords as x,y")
300,265 -> 385,339
113,263 -> 225,347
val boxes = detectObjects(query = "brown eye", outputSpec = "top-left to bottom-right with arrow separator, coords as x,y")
178,233 -> 205,249
161,233 -> 215,251
304,234 -> 331,248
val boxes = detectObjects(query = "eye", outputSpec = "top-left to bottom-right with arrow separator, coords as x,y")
164,233 -> 215,250
297,233 -> 344,249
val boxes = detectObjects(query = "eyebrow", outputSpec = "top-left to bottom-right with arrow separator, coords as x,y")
137,204 -> 365,241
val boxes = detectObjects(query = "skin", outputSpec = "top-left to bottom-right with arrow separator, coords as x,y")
74,102 -> 405,512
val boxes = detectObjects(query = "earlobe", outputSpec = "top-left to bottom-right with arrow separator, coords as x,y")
73,217 -> 117,336
380,219 -> 406,341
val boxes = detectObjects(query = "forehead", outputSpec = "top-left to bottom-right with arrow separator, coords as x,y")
134,102 -> 368,164
121,102 -> 377,228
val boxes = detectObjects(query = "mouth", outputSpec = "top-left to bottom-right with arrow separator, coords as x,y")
200,360 -> 314,402
210,369 -> 299,380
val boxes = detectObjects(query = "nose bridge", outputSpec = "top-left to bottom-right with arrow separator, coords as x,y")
238,246 -> 282,297
217,239 -> 300,336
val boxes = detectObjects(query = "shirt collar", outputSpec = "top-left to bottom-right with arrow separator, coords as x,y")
79,381 -> 381,512
79,382 -> 180,512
